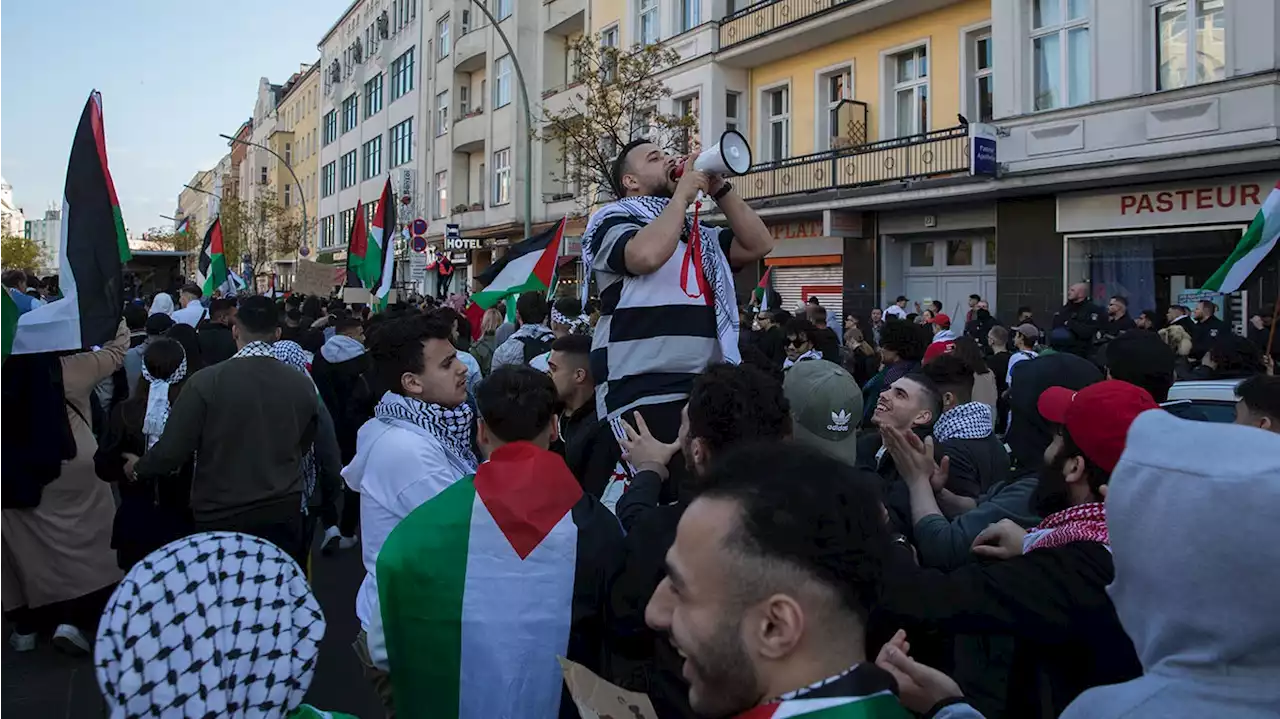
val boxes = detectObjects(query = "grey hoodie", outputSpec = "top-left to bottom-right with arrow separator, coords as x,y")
1062,410 -> 1280,719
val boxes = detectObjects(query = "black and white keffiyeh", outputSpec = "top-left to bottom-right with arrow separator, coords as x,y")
374,391 -> 477,466
95,532 -> 325,719
933,401 -> 995,443
583,195 -> 741,364
233,340 -> 276,359
783,348 -> 822,370
141,346 -> 188,449
272,341 -> 319,511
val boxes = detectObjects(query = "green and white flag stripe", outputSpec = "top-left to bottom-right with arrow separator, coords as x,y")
378,473 -> 577,718
1202,179 -> 1280,294
739,692 -> 911,719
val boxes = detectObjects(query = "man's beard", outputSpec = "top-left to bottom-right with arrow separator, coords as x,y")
679,614 -> 762,718
1032,450 -> 1073,517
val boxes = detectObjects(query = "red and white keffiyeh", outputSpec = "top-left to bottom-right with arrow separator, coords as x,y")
1024,502 -> 1108,552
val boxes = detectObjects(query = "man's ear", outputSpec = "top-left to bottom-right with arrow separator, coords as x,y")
574,367 -> 588,386
273,326 -> 282,341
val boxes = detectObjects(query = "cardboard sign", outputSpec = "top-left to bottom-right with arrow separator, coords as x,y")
559,657 -> 657,719
294,260 -> 345,297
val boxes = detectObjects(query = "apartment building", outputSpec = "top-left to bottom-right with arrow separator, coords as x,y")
242,78 -> 285,214
586,0 -> 1277,328
269,64 -> 322,286
176,168 -> 220,240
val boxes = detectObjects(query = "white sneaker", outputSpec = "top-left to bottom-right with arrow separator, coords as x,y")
52,624 -> 89,656
338,535 -> 359,550
8,631 -> 36,652
321,526 -> 342,556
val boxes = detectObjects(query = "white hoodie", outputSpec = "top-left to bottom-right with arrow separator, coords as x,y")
342,393 -> 477,670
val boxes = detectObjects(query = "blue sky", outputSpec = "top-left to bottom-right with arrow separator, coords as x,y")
2,0 -> 350,236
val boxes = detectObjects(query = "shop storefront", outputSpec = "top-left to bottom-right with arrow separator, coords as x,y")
879,205 -> 997,318
763,217 -> 844,318
1058,174 -> 1276,331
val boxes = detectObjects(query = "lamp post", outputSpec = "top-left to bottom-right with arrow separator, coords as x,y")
465,0 -> 533,240
219,133 -> 310,253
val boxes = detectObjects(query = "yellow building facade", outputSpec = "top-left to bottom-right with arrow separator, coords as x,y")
271,63 -> 321,241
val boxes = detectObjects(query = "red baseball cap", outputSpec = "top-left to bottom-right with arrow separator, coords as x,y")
1037,380 -> 1158,472
922,340 -> 956,363
929,313 -> 951,327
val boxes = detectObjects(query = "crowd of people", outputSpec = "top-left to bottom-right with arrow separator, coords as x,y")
2,136 -> 1279,719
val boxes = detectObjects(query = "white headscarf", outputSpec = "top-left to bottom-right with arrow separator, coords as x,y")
95,532 -> 325,719
140,344 -> 188,449
148,293 -> 175,316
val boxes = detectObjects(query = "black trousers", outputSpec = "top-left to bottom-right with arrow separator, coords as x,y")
337,486 -> 360,537
195,498 -> 307,570
5,583 -> 117,635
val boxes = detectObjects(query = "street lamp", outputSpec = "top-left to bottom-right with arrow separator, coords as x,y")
219,133 -> 310,253
466,0 -> 533,240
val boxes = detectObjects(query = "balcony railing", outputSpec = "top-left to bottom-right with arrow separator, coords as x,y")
720,0 -> 866,50
736,125 -> 970,201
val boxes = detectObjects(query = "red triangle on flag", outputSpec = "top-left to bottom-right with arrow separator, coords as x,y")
473,442 -> 583,560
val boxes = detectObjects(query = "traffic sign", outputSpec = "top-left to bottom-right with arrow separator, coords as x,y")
411,235 -> 428,253
412,218 -> 428,236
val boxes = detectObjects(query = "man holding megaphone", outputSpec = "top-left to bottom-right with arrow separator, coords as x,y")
581,132 -> 774,501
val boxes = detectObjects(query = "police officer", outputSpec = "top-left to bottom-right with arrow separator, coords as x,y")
1050,282 -> 1105,358
1190,299 -> 1230,362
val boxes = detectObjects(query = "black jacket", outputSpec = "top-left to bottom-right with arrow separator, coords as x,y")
197,321 -> 237,366
312,350 -> 378,464
874,429 -> 1009,538
1190,315 -> 1229,362
1248,321 -> 1279,361
1050,300 -> 1104,357
558,395 -> 619,499
879,541 -> 1141,718
1101,313 -> 1136,341
757,326 -> 788,368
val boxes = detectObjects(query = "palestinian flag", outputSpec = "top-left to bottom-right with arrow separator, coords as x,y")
470,217 -> 565,309
1203,179 -> 1280,294
346,178 -> 398,308
175,217 -> 190,235
197,218 -> 228,297
377,442 -> 623,718
753,267 -> 774,310
7,91 -> 129,357
735,693 -> 911,719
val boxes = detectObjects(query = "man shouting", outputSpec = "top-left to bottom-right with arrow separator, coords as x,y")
582,139 -> 774,499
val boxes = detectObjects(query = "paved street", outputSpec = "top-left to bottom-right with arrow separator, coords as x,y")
2,535 -> 384,718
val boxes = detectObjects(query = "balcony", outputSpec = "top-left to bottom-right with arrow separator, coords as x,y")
736,125 -> 970,201
543,0 -> 586,35
453,107 -> 486,152
455,29 -> 487,72
717,0 -> 959,67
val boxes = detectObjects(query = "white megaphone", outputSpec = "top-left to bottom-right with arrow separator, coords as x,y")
672,129 -> 753,180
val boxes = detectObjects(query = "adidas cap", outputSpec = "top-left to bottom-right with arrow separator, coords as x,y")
783,360 -> 862,467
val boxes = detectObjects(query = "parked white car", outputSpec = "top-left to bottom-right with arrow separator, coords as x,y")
1164,379 -> 1244,423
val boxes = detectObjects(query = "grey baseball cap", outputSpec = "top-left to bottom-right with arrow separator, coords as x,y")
783,361 -> 862,467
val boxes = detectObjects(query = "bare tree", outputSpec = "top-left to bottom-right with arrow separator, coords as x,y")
219,192 -> 307,279
540,35 -> 699,211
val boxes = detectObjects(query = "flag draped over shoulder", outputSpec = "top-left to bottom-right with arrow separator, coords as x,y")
197,218 -> 228,297
7,91 -> 129,357
470,218 -> 566,310
735,694 -> 911,719
1202,180 -> 1280,294
377,441 -> 622,719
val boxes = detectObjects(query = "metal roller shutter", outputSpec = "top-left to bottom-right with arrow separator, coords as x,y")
772,265 -> 843,319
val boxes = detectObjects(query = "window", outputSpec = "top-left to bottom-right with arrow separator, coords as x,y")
436,91 -> 449,135
679,0 -> 700,32
479,162 -> 486,206
460,9 -> 471,33
1031,0 -> 1090,111
601,25 -> 619,82
284,142 -> 292,164
818,67 -> 852,149
725,91 -> 741,133
496,0 -> 513,20
1156,0 -> 1225,90
909,242 -> 934,267
260,166 -> 268,185
892,46 -> 928,137
970,33 -> 994,123
460,85 -> 471,114
437,16 -> 450,59
322,162 -> 336,197
390,118 -> 413,167
320,215 -> 335,248
365,74 -> 384,117
946,239 -> 974,266
495,56 -> 512,107
362,136 -> 382,180
365,200 -> 380,234
284,184 -> 292,207
492,149 -> 511,205
323,110 -> 337,145
340,151 -> 358,189
339,208 -> 355,243
435,171 -> 448,217
763,86 -> 789,161
674,95 -> 699,154
638,0 -> 659,44
601,24 -> 619,47
391,47 -> 415,100
342,94 -> 358,133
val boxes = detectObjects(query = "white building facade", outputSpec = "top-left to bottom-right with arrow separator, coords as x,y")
1,177 -> 26,238
25,206 -> 62,275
